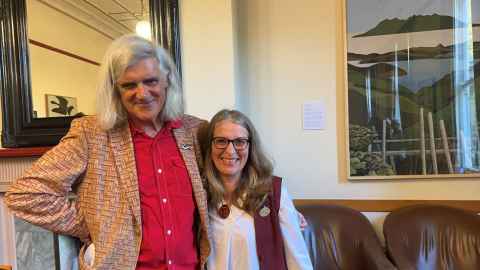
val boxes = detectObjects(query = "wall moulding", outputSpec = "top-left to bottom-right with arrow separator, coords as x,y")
295,199 -> 480,213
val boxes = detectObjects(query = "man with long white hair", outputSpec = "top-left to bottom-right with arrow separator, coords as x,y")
6,35 -> 209,270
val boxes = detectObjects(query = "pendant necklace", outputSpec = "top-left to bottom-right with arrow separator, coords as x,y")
218,204 -> 230,219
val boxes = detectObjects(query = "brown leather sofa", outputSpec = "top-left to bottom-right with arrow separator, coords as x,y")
297,203 -> 397,270
383,204 -> 480,270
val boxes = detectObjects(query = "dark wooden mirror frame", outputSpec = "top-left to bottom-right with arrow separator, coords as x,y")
1,0 -> 181,147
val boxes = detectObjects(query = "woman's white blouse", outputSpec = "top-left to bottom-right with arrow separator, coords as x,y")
207,183 -> 313,270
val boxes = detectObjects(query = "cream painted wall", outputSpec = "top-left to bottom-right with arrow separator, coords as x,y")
27,0 -> 111,117
179,0 -> 237,120
27,1 -> 109,61
180,0 -> 480,199
29,46 -> 99,117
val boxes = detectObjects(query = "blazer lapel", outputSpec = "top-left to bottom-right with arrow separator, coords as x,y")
109,124 -> 142,227
172,126 -> 208,222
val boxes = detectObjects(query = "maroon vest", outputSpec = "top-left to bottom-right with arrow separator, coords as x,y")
253,176 -> 288,270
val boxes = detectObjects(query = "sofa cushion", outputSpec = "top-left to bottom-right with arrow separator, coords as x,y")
297,204 -> 396,270
384,204 -> 480,270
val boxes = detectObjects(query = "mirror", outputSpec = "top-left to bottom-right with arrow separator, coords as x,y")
27,0 -> 133,118
0,0 -> 181,147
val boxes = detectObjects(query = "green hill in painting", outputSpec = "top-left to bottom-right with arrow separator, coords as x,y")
348,41 -> 480,135
414,61 -> 480,132
347,63 -> 418,128
348,42 -> 480,63
348,63 -> 407,79
353,14 -> 468,37
348,44 -> 452,63
347,60 -> 480,140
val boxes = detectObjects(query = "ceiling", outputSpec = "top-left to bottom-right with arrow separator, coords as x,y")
85,0 -> 149,33
37,0 -> 150,38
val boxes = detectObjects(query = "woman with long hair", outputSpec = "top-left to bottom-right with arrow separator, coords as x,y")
202,109 -> 312,270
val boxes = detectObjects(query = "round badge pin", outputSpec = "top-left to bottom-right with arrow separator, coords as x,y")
259,206 -> 271,217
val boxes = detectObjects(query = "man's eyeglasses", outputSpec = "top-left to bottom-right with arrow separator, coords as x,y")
212,137 -> 250,150
117,77 -> 168,92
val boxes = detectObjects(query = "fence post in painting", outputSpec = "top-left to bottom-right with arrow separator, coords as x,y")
420,108 -> 427,174
428,112 -> 438,174
440,120 -> 454,173
382,120 -> 387,163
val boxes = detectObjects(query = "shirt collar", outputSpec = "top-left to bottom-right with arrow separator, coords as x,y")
128,118 -> 183,137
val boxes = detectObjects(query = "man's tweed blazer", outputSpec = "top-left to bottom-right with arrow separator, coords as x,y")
5,115 -> 210,269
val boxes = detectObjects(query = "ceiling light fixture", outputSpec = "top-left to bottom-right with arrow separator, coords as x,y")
136,20 -> 151,40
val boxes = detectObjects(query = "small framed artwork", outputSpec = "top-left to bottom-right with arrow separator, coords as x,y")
46,94 -> 78,117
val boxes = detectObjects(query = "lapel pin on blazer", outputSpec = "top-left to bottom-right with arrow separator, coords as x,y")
181,144 -> 192,150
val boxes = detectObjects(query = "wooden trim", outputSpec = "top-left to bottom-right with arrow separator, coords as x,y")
150,0 -> 182,76
0,147 -> 51,157
294,199 -> 480,212
29,39 -> 100,66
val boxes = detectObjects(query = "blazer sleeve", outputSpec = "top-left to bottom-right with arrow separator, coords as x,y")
4,118 -> 90,241
279,182 -> 314,270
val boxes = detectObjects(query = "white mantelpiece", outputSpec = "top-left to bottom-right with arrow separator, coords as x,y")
0,195 -> 17,269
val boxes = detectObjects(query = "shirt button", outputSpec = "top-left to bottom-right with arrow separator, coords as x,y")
157,169 -> 162,174
162,198 -> 167,203
167,229 -> 172,235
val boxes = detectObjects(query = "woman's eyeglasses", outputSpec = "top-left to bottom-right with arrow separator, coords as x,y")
212,137 -> 249,150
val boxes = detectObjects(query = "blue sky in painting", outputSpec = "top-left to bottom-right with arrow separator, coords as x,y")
347,0 -> 480,33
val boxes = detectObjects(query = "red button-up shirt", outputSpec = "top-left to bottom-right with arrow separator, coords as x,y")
131,120 -> 198,270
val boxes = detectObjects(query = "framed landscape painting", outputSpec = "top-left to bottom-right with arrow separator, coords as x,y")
345,0 -> 480,179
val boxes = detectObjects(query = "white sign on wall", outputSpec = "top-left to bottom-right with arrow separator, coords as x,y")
303,100 -> 326,130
